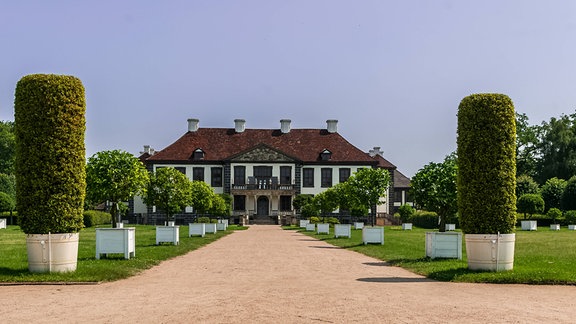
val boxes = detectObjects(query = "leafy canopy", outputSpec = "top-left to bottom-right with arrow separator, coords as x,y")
143,167 -> 192,221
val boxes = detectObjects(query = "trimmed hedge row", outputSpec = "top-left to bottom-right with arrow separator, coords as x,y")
83,210 -> 112,227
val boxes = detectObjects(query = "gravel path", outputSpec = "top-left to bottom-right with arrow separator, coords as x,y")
1,225 -> 575,323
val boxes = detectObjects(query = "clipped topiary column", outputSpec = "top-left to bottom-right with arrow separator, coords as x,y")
14,74 -> 86,273
457,93 -> 517,271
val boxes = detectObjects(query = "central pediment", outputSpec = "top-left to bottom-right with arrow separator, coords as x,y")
228,144 -> 298,162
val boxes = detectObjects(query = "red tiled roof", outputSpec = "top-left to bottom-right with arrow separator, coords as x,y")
372,154 -> 396,170
146,128 -> 377,164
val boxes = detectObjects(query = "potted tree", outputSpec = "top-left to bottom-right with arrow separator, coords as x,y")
517,193 -> 544,230
398,204 -> 414,230
457,93 -> 517,271
547,208 -> 562,231
14,74 -> 86,272
143,167 -> 193,245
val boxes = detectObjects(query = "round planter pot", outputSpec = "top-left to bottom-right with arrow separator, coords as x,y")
465,233 -> 515,271
26,233 -> 79,273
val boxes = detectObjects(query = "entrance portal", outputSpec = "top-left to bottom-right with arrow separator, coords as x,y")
257,196 -> 269,216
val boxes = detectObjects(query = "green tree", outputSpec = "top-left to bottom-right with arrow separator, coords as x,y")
189,181 -> 215,215
516,174 -> 539,198
547,208 -> 562,225
561,176 -> 576,211
143,167 -> 192,223
536,113 -> 576,183
517,194 -> 545,219
312,187 -> 340,222
0,121 -> 15,175
410,153 -> 457,232
341,168 -> 391,225
208,194 -> 231,217
515,113 -> 540,178
0,192 -> 15,214
0,173 -> 15,197
293,194 -> 314,213
86,150 -> 149,227
15,74 -> 86,234
541,177 -> 567,212
397,204 -> 415,224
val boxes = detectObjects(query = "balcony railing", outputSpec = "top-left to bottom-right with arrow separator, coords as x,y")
232,183 -> 294,191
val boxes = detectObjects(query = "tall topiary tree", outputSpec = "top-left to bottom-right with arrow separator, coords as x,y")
457,93 -> 517,234
14,74 -> 86,234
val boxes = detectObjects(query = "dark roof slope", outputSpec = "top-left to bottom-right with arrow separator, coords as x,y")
146,128 -> 377,164
372,154 -> 396,170
393,169 -> 411,188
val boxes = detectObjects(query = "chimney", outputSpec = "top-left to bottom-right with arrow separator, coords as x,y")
280,119 -> 291,133
326,119 -> 338,133
187,118 -> 199,132
141,145 -> 155,156
369,146 -> 383,157
234,119 -> 246,133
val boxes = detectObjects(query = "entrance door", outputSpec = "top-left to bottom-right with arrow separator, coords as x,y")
257,196 -> 269,216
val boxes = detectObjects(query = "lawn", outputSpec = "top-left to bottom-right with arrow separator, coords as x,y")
295,225 -> 576,285
0,224 -> 246,283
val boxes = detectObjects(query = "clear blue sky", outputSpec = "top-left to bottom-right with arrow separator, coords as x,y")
1,0 -> 575,177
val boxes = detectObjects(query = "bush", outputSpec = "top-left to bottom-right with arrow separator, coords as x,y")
457,93 -> 517,234
83,210 -> 112,227
546,208 -> 562,224
326,217 -> 340,225
309,216 -> 320,224
411,210 -> 439,229
517,194 -> 545,219
398,204 -> 415,223
14,74 -> 86,234
196,216 -> 210,223
562,176 -> 576,211
565,210 -> 576,225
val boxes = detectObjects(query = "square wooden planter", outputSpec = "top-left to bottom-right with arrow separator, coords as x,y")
353,222 -> 364,230
550,224 -> 561,231
189,223 -> 206,237
521,220 -> 537,231
317,223 -> 330,234
402,223 -> 413,230
205,223 -> 217,234
216,222 -> 227,231
425,232 -> 462,259
299,220 -> 310,228
95,227 -> 135,260
156,226 -> 180,245
0,218 -> 6,229
445,224 -> 456,231
305,223 -> 316,231
334,224 -> 351,238
569,225 -> 576,231
362,226 -> 384,245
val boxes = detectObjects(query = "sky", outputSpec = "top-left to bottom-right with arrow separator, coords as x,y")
1,0 -> 575,177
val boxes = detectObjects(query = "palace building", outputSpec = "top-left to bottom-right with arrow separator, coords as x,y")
132,119 -> 411,225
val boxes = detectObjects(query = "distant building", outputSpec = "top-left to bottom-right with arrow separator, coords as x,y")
132,119 -> 411,224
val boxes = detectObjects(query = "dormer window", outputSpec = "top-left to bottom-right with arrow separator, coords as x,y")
320,149 -> 332,161
193,148 -> 205,160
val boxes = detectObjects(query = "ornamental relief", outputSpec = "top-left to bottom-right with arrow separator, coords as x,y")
232,146 -> 294,162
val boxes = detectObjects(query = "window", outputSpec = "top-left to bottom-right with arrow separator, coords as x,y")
280,166 -> 292,185
233,195 -> 246,211
234,166 -> 245,185
253,166 -> 272,178
280,196 -> 292,211
320,149 -> 332,161
321,168 -> 332,187
193,148 -> 204,160
303,168 -> 314,187
339,168 -> 351,183
193,167 -> 204,181
175,167 -> 186,174
211,167 -> 223,187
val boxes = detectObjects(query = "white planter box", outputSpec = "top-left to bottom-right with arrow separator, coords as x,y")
521,220 -> 537,231
569,225 -> 576,231
353,222 -> 364,230
402,223 -> 413,230
218,219 -> 229,227
334,224 -> 351,238
189,223 -> 206,237
317,223 -> 330,234
362,226 -> 384,245
96,227 -> 135,260
445,224 -> 456,231
550,224 -> 560,231
426,232 -> 462,259
305,223 -> 316,231
299,220 -> 310,228
216,222 -> 227,231
156,226 -> 180,245
0,218 -> 6,229
205,223 -> 217,234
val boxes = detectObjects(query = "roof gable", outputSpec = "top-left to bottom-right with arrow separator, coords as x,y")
229,144 -> 298,162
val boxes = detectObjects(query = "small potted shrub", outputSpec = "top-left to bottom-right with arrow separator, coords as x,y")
566,210 -> 576,230
517,193 -> 544,230
14,74 -> 86,272
457,93 -> 517,271
398,204 -> 414,230
547,208 -> 562,231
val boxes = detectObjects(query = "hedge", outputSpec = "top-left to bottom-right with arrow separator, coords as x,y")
14,74 -> 86,234
83,210 -> 112,227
